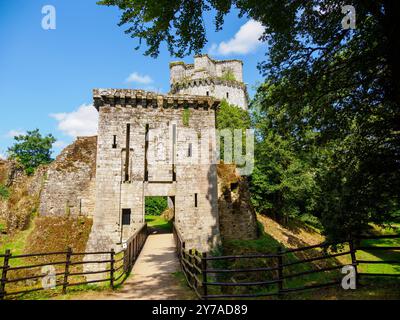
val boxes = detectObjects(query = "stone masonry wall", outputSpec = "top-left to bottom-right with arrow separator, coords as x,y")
39,136 -> 97,217
174,81 -> 247,110
85,89 -> 221,255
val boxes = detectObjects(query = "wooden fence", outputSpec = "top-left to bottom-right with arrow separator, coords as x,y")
172,224 -> 400,299
0,223 -> 148,300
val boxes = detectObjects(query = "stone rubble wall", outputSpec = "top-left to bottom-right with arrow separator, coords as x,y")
0,160 -> 47,232
39,136 -> 97,217
217,164 -> 258,242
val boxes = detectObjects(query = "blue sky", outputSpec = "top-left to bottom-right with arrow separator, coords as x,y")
0,1 -> 267,158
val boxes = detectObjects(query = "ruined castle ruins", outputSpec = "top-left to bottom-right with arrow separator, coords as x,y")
38,55 -> 257,260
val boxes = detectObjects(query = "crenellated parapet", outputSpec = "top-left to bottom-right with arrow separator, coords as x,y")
170,77 -> 247,92
93,89 -> 220,110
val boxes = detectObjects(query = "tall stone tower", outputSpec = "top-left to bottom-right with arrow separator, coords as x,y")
84,89 -> 221,257
169,54 -> 248,110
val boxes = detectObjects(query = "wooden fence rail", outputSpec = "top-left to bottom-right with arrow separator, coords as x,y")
172,224 -> 400,300
0,223 -> 148,300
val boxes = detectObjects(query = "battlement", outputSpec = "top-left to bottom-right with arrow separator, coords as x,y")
93,88 -> 220,110
169,54 -> 243,85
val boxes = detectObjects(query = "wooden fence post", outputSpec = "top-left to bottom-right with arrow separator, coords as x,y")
0,249 -> 11,300
62,247 -> 72,294
202,252 -> 208,300
110,249 -> 115,289
189,249 -> 194,287
276,246 -> 283,296
349,239 -> 359,287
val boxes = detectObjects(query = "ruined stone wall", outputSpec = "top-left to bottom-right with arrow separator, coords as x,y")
217,164 -> 258,242
0,160 -> 47,232
39,136 -> 97,217
0,159 -> 9,221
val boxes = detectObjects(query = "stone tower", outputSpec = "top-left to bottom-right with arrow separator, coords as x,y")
169,54 -> 248,110
84,89 -> 221,256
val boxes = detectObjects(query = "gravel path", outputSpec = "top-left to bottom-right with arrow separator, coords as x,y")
69,232 -> 195,300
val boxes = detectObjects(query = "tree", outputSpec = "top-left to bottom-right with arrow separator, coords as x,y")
250,94 -> 319,224
97,1 -> 399,100
7,129 -> 56,175
100,0 -> 400,240
216,99 -> 251,162
145,196 -> 168,215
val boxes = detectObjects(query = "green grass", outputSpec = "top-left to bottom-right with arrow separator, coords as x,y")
204,220 -> 400,299
0,216 -> 36,267
145,214 -> 172,232
0,184 -> 10,200
7,283 -> 111,300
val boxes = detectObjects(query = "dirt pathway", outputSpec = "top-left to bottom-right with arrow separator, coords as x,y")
69,232 -> 195,300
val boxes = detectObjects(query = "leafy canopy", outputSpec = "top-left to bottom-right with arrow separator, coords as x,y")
7,129 -> 56,175
145,196 -> 168,216
100,0 -> 400,240
216,99 -> 250,162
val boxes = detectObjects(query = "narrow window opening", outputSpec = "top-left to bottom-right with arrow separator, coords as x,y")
188,143 -> 192,157
124,124 -> 131,182
226,92 -> 229,99
206,91 -> 209,96
112,135 -> 117,149
194,193 -> 198,208
144,124 -> 149,181
122,208 -> 131,225
172,124 -> 177,181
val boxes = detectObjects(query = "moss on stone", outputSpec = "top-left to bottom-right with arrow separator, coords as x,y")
182,107 -> 190,126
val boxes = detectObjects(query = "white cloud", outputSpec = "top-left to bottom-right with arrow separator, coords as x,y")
209,20 -> 265,56
5,129 -> 26,138
125,72 -> 153,84
0,153 -> 6,160
50,104 -> 98,138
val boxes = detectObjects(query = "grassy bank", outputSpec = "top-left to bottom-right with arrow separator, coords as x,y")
207,216 -> 400,300
145,215 -> 172,232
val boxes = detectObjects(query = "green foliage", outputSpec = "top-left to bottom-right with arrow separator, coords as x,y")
7,129 -> 56,175
217,99 -> 250,130
100,0 -> 400,242
220,69 -> 236,82
249,104 -> 318,224
144,196 -> 168,216
216,100 -> 250,162
0,184 -> 9,200
182,107 -> 190,126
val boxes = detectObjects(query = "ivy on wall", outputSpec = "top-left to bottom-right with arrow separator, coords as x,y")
183,107 -> 190,126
